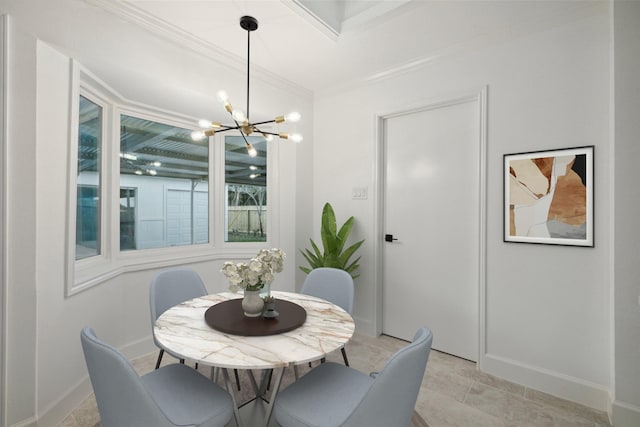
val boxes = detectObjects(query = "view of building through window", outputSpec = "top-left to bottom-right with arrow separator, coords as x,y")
119,114 -> 209,251
76,96 -> 102,260
225,135 -> 268,242
75,94 -> 270,260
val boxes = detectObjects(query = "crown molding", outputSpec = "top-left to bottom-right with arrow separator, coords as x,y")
283,0 -> 340,41
316,0 -> 607,98
84,0 -> 313,99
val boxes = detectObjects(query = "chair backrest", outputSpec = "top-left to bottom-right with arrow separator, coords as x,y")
150,268 -> 208,323
300,267 -> 354,314
343,327 -> 433,427
80,327 -> 174,427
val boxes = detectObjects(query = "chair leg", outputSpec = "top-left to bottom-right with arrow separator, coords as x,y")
293,365 -> 300,380
341,347 -> 350,366
234,369 -> 241,391
266,369 -> 273,390
155,349 -> 164,370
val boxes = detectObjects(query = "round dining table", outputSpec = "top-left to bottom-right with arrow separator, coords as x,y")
154,290 -> 355,427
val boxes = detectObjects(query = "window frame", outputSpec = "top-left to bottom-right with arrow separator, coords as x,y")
66,62 -> 280,296
115,105 -> 212,254
66,63 -> 113,295
213,132 -> 279,251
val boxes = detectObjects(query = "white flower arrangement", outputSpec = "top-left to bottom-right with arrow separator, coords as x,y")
220,248 -> 286,292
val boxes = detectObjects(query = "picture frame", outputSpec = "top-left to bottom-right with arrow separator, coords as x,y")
504,146 -> 594,247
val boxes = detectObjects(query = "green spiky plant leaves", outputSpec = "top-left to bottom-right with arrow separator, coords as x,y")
299,202 -> 365,279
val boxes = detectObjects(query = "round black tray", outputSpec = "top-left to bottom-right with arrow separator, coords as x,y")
204,298 -> 306,336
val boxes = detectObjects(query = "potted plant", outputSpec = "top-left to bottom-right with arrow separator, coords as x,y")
299,202 -> 364,278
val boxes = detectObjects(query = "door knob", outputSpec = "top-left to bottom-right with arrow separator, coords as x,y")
384,234 -> 398,242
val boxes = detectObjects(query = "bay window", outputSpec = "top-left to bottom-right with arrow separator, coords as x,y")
67,65 -> 276,294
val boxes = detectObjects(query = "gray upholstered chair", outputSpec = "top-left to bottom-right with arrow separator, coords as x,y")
80,327 -> 234,427
150,268 -> 208,369
274,327 -> 433,427
301,267 -> 354,365
150,267 -> 242,389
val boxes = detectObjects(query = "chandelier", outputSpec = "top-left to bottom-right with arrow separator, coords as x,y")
191,15 -> 302,156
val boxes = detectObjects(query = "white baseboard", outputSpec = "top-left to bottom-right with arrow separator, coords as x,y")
481,353 -> 610,412
353,315 -> 376,336
9,416 -> 36,427
612,400 -> 640,427
120,333 -> 157,359
36,377 -> 93,427
36,335 -> 156,427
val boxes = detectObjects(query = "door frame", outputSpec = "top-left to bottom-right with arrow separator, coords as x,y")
372,86 -> 488,368
1,14 -> 7,424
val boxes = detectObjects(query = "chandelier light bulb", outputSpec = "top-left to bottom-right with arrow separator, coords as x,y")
135,170 -> 143,175
249,165 -> 258,170
290,133 -> 303,143
232,109 -> 246,122
191,130 -> 206,141
198,119 -> 213,128
285,111 -> 301,123
246,143 -> 257,157
152,161 -> 162,167
216,90 -> 229,103
148,169 -> 157,176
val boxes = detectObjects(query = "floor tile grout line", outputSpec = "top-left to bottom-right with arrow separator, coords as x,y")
462,380 -> 474,404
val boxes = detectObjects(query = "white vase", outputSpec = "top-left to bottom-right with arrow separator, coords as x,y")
242,290 -> 264,317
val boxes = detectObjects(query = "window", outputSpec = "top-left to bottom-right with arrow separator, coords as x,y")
76,96 -> 102,260
68,64 -> 281,295
120,187 -> 136,251
224,135 -> 267,242
119,114 -> 209,250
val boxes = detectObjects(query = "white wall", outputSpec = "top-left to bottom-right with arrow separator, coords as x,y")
612,1 -> 640,425
314,6 -> 611,411
1,1 -> 314,425
0,14 -> 6,426
4,14 -> 38,426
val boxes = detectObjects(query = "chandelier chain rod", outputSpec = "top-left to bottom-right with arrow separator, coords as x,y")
246,25 -> 251,121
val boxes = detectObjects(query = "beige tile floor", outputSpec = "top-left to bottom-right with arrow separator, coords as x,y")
61,333 -> 611,427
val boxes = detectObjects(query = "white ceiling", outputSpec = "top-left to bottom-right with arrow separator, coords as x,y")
95,0 -> 603,93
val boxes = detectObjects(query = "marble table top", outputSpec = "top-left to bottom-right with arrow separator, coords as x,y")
154,291 -> 355,370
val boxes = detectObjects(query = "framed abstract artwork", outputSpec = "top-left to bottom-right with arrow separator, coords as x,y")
504,146 -> 594,247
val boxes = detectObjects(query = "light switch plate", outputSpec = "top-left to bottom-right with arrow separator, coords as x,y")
352,187 -> 368,200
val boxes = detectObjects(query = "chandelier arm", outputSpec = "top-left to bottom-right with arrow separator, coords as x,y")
213,127 -> 236,134
254,129 -> 279,137
251,119 -> 277,127
228,115 -> 253,148
238,131 -> 251,146
213,122 -> 238,131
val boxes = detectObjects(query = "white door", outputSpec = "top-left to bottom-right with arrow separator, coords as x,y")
382,98 -> 480,361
